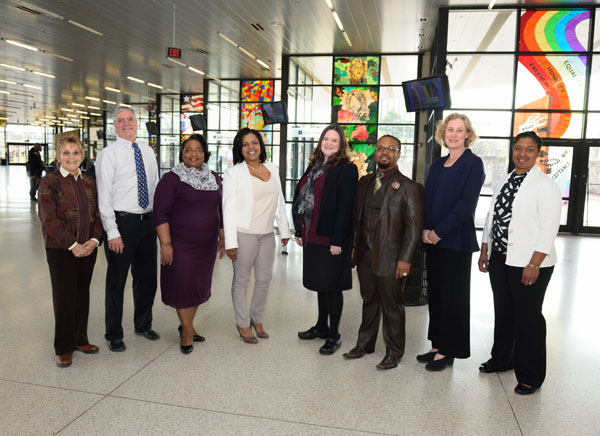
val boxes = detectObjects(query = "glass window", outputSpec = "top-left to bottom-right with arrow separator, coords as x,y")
586,112 -> 600,138
380,56 -> 419,84
587,55 -> 600,110
519,9 -> 590,53
287,86 -> 332,124
289,56 -> 333,85
583,145 -> 600,227
470,138 -> 511,195
448,10 -> 517,52
513,111 -> 583,139
378,87 -> 415,124
443,110 -> 512,137
446,55 -> 514,109
515,55 -> 586,111
378,124 -> 415,146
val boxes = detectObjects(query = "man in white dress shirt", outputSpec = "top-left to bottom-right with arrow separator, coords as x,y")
96,106 -> 160,351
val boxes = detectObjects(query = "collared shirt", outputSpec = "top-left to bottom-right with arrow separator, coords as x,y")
96,135 -> 159,240
58,166 -> 100,250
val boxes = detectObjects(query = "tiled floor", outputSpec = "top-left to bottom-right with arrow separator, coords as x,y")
1,165 -> 599,436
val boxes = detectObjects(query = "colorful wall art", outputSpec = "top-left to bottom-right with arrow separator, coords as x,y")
334,56 -> 380,85
241,80 -> 274,102
333,86 -> 378,124
240,103 -> 265,130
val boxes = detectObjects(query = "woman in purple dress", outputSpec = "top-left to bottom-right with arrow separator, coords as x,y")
154,134 -> 225,354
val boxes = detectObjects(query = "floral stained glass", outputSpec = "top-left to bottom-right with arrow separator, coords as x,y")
334,56 -> 380,85
333,86 -> 378,124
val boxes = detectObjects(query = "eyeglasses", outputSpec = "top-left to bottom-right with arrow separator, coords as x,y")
115,116 -> 136,124
375,146 -> 399,153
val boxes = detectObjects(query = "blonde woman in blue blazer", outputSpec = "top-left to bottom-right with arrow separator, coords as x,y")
223,128 -> 291,343
478,131 -> 561,395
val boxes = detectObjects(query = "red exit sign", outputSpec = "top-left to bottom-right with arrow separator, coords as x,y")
167,47 -> 182,58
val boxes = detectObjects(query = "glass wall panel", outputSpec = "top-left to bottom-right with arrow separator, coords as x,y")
448,10 -> 517,52
446,55 -> 514,109
586,112 -> 600,137
513,111 -> 583,138
287,86 -> 331,124
587,56 -> 600,110
380,56 -> 419,84
289,56 -> 333,85
519,9 -> 590,53
443,110 -> 512,137
470,138 -> 511,196
378,87 -> 415,124
378,124 -> 415,146
584,146 -> 600,227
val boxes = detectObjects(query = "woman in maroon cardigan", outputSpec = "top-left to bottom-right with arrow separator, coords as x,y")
38,136 -> 104,367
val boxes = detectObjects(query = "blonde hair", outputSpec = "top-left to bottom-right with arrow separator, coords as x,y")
434,112 -> 478,148
57,136 -> 84,162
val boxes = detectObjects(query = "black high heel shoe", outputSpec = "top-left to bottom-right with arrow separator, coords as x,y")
178,325 -> 205,342
180,340 -> 193,354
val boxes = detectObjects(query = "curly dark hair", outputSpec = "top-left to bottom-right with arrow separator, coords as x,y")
232,128 -> 267,165
308,124 -> 351,169
180,133 -> 210,163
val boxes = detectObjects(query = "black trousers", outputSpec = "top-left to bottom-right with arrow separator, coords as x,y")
488,252 -> 553,388
356,249 -> 406,357
104,213 -> 157,341
425,245 -> 472,359
46,248 -> 97,355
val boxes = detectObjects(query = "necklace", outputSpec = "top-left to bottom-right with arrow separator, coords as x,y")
247,163 -> 262,172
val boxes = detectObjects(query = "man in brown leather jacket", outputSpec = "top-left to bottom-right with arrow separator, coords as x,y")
343,135 -> 424,369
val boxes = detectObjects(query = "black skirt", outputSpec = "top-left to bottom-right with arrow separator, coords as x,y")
302,240 -> 353,292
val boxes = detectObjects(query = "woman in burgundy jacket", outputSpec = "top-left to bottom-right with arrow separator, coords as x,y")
38,136 -> 104,368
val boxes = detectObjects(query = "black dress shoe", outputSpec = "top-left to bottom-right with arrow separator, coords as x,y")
319,336 -> 342,355
425,356 -> 454,371
178,325 -> 205,342
107,339 -> 126,352
135,329 -> 160,340
343,345 -> 375,359
514,383 -> 537,395
180,340 -> 193,354
298,326 -> 329,340
479,359 -> 513,374
416,351 -> 437,363
376,354 -> 402,370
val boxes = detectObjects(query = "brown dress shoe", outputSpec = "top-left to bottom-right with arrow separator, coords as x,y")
376,354 -> 401,370
56,353 -> 72,368
343,345 -> 375,359
75,344 -> 99,354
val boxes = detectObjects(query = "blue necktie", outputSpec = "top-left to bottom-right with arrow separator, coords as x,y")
132,142 -> 149,209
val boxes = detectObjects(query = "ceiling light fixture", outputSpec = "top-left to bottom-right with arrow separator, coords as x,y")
325,0 -> 334,8
89,112 -> 102,116
206,74 -> 221,83
0,116 -> 9,120
87,105 -> 100,110
75,110 -> 87,114
343,32 -> 352,47
188,66 -> 205,75
0,78 -> 18,85
43,51 -> 74,62
67,19 -> 103,36
332,11 -> 344,31
0,63 -> 26,71
322,2 -> 351,47
119,103 -> 131,107
61,108 -> 74,112
22,83 -> 42,89
217,32 -> 269,70
167,58 -> 186,67
80,115 -> 90,119
102,99 -> 116,104
67,114 -> 78,118
105,86 -> 121,93
127,76 -> 145,84
0,90 -> 9,94
488,0 -> 497,9
32,71 -> 55,78
147,82 -> 164,89
72,103 -> 86,107
85,96 -> 100,101
5,38 -> 38,51
165,88 -> 179,93
58,117 -> 69,121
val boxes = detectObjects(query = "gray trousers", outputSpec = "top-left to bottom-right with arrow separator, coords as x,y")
231,231 -> 276,328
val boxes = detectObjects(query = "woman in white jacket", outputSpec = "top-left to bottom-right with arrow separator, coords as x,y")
478,131 -> 561,395
223,128 -> 291,343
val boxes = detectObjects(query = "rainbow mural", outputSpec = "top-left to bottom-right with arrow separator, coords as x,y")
517,9 -> 589,138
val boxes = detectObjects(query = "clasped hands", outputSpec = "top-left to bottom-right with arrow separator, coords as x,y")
422,229 -> 441,245
71,240 -> 98,257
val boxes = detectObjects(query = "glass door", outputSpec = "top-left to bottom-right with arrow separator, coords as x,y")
579,143 -> 600,233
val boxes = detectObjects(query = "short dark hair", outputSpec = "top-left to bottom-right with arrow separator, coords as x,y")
514,131 -> 542,150
232,128 -> 267,165
181,133 -> 211,163
378,134 -> 401,149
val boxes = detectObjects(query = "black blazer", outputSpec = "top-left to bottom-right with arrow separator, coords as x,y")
292,162 -> 358,246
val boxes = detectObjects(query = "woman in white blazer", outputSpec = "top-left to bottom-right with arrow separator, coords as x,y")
222,128 -> 291,343
478,131 -> 561,395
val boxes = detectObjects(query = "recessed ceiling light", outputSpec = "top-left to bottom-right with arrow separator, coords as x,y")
76,110 -> 88,114
23,84 -> 42,89
332,11 -> 344,31
105,86 -> 121,93
0,116 -> 9,120
127,76 -> 145,84
165,88 -> 179,93
58,117 -> 69,121
72,103 -> 86,107
147,82 -> 164,89
88,106 -> 100,110
89,112 -> 102,116
188,66 -> 205,75
0,78 -> 18,85
0,90 -> 9,95
0,63 -> 26,71
119,103 -> 131,107
167,58 -> 186,67
5,39 -> 39,51
325,0 -> 333,8
256,59 -> 269,69
343,32 -> 352,47
102,99 -> 116,105
67,20 -> 103,36
86,96 -> 100,101
80,115 -> 90,119
61,108 -> 74,112
32,71 -> 56,78
67,114 -> 78,117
